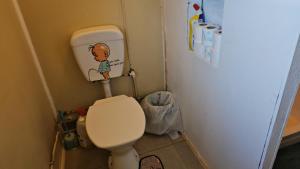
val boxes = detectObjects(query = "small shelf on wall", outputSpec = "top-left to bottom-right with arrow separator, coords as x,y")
187,0 -> 225,67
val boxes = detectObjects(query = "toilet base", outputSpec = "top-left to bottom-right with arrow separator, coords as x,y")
110,145 -> 139,169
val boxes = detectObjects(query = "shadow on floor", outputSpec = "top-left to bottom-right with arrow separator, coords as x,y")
273,142 -> 300,169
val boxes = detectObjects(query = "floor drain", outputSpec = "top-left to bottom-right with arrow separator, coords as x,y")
139,155 -> 164,169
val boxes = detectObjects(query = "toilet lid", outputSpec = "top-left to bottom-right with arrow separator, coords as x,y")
86,96 -> 145,149
93,95 -> 129,106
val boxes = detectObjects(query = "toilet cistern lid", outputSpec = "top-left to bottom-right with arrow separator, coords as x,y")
86,96 -> 145,149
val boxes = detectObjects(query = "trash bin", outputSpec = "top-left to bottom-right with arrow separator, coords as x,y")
141,91 -> 183,139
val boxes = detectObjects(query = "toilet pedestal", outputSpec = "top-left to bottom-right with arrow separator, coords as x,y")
109,145 -> 139,169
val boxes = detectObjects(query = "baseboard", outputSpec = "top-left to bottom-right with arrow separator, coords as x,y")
182,133 -> 209,169
59,147 -> 66,169
53,141 -> 65,169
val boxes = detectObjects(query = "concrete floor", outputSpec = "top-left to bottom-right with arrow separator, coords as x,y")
65,134 -> 203,169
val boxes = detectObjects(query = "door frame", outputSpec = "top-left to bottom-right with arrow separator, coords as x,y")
261,36 -> 300,169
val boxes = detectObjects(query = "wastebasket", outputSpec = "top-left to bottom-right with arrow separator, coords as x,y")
141,91 -> 182,139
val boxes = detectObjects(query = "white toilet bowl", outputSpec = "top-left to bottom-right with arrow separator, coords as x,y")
86,95 -> 145,169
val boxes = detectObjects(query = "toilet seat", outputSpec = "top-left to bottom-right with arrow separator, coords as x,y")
86,95 -> 145,149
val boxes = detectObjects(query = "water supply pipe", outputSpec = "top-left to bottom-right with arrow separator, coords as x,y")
101,80 -> 112,98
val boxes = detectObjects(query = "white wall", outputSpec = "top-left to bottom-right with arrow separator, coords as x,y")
18,0 -> 165,110
204,0 -> 224,26
164,0 -> 300,169
0,0 -> 55,168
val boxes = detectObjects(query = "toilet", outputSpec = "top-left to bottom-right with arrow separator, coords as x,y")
70,26 -> 146,169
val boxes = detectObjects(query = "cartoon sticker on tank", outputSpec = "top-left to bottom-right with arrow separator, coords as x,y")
89,43 -> 111,80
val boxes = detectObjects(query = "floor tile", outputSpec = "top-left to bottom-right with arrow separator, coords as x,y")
174,142 -> 204,169
171,133 -> 185,144
65,148 -> 109,169
134,134 -> 173,154
64,134 -> 202,169
141,145 -> 187,169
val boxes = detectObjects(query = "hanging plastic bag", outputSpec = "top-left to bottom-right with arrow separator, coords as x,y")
141,91 -> 183,139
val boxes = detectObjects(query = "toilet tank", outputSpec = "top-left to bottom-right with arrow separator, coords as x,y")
70,25 -> 124,81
